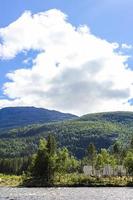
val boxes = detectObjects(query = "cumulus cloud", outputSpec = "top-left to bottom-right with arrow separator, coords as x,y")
0,9 -> 133,115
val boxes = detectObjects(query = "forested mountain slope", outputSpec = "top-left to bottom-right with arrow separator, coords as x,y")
0,111 -> 133,159
81,111 -> 133,124
0,106 -> 78,132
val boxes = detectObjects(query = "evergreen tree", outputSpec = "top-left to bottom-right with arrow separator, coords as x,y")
46,135 -> 57,155
46,135 -> 57,184
31,135 -> 57,185
87,143 -> 97,174
31,138 -> 48,178
112,142 -> 121,162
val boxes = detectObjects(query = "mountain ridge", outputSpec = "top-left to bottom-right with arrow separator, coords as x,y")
80,111 -> 133,123
0,106 -> 78,132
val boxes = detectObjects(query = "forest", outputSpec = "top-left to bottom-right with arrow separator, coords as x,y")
0,134 -> 133,186
0,111 -> 133,186
1,112 -> 133,159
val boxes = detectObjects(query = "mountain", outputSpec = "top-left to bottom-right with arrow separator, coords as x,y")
0,106 -> 78,131
0,111 -> 133,159
80,111 -> 133,124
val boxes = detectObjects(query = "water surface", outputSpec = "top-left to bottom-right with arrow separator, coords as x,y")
0,187 -> 133,200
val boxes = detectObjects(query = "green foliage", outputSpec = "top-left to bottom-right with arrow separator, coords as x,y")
130,137 -> 133,149
31,136 -> 57,185
31,138 -> 48,177
56,147 -> 79,174
0,157 -> 30,175
30,135 -> 79,185
94,149 -> 117,171
0,111 -> 133,179
46,135 -> 57,155
100,149 -> 110,165
87,143 -> 97,161
0,135 -> 133,187
0,174 -> 22,186
87,143 -> 97,174
0,119 -> 124,159
0,111 -> 133,159
112,142 -> 121,155
124,151 -> 133,175
0,173 -> 132,187
95,154 -> 104,170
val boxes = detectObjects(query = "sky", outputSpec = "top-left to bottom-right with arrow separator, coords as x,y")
0,0 -> 133,115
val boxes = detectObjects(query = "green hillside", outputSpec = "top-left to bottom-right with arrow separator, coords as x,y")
0,111 -> 133,159
81,111 -> 133,124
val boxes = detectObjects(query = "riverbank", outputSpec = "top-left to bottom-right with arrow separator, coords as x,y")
0,174 -> 23,186
23,174 -> 133,187
0,173 -> 133,187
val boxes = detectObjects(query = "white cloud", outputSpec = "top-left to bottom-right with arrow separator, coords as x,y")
122,43 -> 132,49
0,9 -> 133,115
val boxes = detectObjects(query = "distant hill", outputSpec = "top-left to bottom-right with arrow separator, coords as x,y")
0,110 -> 133,159
80,111 -> 133,124
0,106 -> 78,131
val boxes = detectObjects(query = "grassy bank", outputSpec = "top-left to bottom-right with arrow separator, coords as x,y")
0,174 -> 22,186
17,173 -> 133,187
53,173 -> 133,187
0,173 -> 133,187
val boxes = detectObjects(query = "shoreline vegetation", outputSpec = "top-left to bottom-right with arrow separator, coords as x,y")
1,135 -> 133,187
0,174 -> 133,187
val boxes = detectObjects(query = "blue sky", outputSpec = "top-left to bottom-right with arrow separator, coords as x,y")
0,0 -> 133,43
0,0 -> 133,114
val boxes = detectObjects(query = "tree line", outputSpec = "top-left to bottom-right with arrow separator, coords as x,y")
0,135 -> 133,185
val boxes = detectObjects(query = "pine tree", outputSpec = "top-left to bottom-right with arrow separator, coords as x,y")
32,138 -> 48,178
31,135 -> 57,185
46,135 -> 57,184
87,143 -> 97,174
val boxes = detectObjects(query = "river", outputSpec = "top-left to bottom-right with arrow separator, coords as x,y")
0,187 -> 133,200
